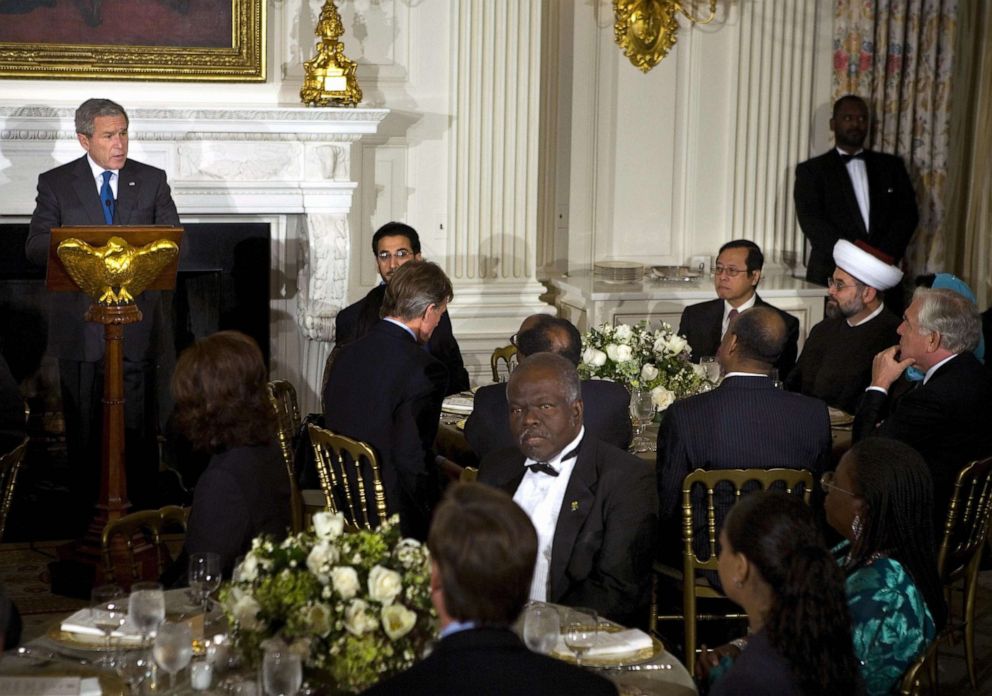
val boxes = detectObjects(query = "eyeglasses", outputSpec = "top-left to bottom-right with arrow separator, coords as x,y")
713,265 -> 748,277
820,471 -> 857,496
376,249 -> 414,262
509,333 -> 519,347
827,278 -> 861,292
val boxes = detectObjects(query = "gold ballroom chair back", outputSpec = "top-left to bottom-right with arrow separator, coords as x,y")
267,380 -> 305,533
490,344 -> 517,382
897,637 -> 940,696
654,467 -> 814,674
101,505 -> 188,585
308,424 -> 387,531
936,455 -> 992,687
0,437 -> 29,542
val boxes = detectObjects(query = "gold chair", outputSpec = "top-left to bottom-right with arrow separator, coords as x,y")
897,637 -> 940,695
936,455 -> 992,687
0,437 -> 29,541
308,424 -> 388,531
490,344 -> 518,382
654,467 -> 814,674
267,379 -> 305,533
460,466 -> 479,483
101,505 -> 188,585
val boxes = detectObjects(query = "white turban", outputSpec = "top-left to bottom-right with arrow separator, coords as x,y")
832,240 -> 903,290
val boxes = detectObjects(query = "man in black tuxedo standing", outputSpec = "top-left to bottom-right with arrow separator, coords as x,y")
25,98 -> 179,521
363,482 -> 617,696
333,222 -> 469,395
794,95 -> 918,287
323,261 -> 452,540
478,353 -> 656,628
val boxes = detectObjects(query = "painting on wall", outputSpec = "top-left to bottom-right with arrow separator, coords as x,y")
0,0 -> 264,81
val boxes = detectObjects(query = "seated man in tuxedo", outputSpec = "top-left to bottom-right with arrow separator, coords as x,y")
478,353 -> 657,628
363,482 -> 617,696
854,287 -> 992,526
464,314 -> 631,459
323,261 -> 452,540
333,221 -> 469,395
785,240 -> 903,414
678,239 -> 799,377
657,306 -> 830,561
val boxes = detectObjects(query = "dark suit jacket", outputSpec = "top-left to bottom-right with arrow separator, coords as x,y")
464,379 -> 632,459
362,627 -> 617,696
656,376 -> 831,557
26,155 -> 180,362
335,284 -> 470,395
323,320 -> 448,540
479,438 -> 657,628
677,296 -> 800,377
854,352 -> 992,525
794,149 -> 918,285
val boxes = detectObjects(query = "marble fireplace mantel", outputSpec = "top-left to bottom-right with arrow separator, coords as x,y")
0,104 -> 388,412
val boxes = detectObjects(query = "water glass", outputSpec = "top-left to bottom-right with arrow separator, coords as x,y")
262,642 -> 303,696
129,585 -> 166,647
154,621 -> 194,691
562,607 -> 599,667
522,603 -> 560,655
700,356 -> 721,383
189,551 -> 222,613
116,650 -> 152,692
629,389 -> 656,452
90,584 -> 126,665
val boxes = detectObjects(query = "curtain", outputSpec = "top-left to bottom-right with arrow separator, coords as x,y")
832,0 -> 958,280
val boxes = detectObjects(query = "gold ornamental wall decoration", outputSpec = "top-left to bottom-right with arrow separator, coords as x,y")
301,0 -> 363,107
57,236 -> 179,306
614,0 -> 718,73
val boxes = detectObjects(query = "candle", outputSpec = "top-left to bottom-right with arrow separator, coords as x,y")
191,660 -> 213,690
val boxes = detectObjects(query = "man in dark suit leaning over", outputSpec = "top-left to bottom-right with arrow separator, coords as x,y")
333,221 -> 469,395
363,482 -> 617,696
794,94 -> 918,287
854,287 -> 992,527
678,239 -> 800,377
464,314 -> 632,459
323,261 -> 451,540
25,98 -> 179,519
478,353 -> 657,628
657,307 -> 831,561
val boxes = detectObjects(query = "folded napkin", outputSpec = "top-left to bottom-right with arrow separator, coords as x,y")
441,394 -> 474,415
60,609 -> 143,645
0,676 -> 100,695
555,628 -> 653,659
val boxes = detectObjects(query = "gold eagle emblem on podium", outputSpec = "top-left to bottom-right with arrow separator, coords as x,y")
57,236 -> 179,305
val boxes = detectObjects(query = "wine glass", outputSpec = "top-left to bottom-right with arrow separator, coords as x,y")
129,584 -> 166,650
629,389 -> 656,452
699,356 -> 721,383
90,584 -> 126,666
189,551 -> 222,614
562,607 -> 599,667
154,621 -> 194,692
769,368 -> 783,389
522,603 -> 560,655
116,650 -> 152,693
263,642 -> 303,696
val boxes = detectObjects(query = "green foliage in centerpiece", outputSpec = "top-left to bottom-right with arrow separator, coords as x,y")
220,512 -> 436,693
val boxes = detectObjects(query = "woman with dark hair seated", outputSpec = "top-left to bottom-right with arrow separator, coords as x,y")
710,491 -> 862,695
169,331 -> 291,579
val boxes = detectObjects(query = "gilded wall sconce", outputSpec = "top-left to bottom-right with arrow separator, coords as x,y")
301,0 -> 363,107
614,0 -> 718,73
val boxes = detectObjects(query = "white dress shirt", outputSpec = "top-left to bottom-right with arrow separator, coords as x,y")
722,294 -> 757,338
838,147 -> 870,231
513,426 -> 585,602
86,155 -> 118,198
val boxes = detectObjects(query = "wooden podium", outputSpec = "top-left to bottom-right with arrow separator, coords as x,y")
46,226 -> 183,594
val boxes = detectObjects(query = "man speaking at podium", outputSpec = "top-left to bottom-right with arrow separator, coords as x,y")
25,98 -> 180,526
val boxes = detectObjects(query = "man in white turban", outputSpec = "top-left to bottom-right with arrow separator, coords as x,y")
784,240 -> 903,414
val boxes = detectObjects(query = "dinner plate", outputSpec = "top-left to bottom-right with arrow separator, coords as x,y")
650,266 -> 701,282
551,627 -> 664,667
828,407 -> 854,427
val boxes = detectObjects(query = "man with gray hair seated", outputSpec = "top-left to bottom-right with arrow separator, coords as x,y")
854,286 -> 992,524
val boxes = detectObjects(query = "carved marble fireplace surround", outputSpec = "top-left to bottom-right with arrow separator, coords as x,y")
0,105 -> 387,412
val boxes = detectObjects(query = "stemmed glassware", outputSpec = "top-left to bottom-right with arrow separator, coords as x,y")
699,356 -> 722,383
90,584 -> 126,666
262,641 -> 303,696
189,551 -> 222,615
129,582 -> 166,651
629,389 -> 656,453
154,621 -> 194,692
522,602 -> 560,655
562,607 -> 600,667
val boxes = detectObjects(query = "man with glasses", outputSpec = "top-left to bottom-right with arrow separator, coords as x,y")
853,286 -> 992,526
677,239 -> 800,377
333,221 -> 469,394
784,240 -> 902,414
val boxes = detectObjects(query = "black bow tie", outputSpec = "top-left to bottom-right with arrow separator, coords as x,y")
840,151 -> 866,163
526,445 -> 581,477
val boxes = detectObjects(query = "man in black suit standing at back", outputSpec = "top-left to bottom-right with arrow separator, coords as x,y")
333,222 -> 469,395
464,314 -> 632,459
25,98 -> 180,520
323,261 -> 451,540
363,482 -> 617,696
678,240 -> 800,377
794,94 -> 918,287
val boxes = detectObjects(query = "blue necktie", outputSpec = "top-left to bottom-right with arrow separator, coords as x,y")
100,171 -> 115,225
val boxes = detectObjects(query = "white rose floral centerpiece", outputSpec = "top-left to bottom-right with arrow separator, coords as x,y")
220,511 -> 435,693
578,320 -> 711,412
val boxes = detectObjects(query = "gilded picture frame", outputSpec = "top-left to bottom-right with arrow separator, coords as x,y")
0,0 -> 265,82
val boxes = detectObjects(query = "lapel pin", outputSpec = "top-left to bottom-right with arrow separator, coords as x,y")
129,181 -> 135,186
570,501 -> 579,512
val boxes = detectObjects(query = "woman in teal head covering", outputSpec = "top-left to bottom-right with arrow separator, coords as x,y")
905,273 -> 984,381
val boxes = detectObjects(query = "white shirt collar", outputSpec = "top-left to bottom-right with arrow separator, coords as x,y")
924,354 -> 958,384
835,147 -> 866,157
847,302 -> 886,327
523,426 -> 585,472
383,316 -> 417,341
723,372 -> 769,379
86,154 -> 118,179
